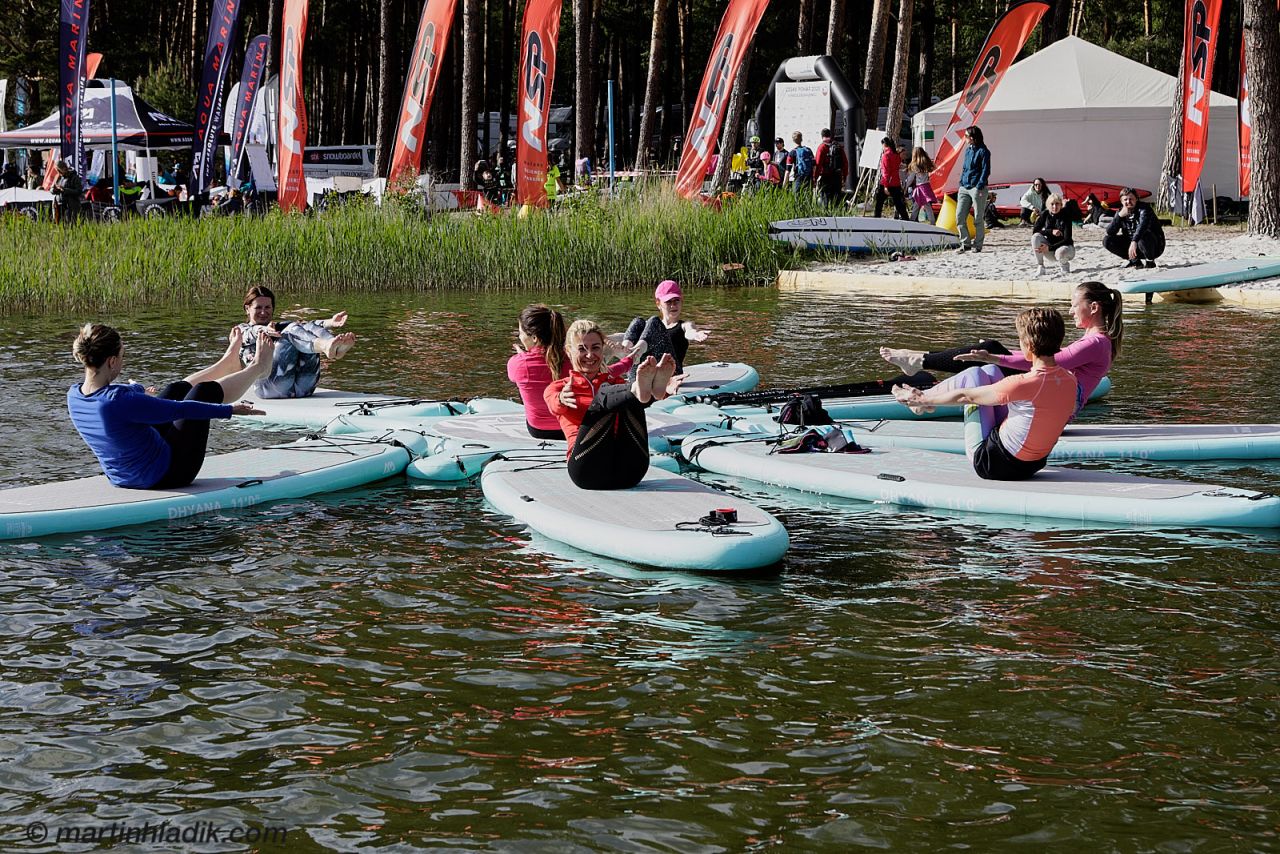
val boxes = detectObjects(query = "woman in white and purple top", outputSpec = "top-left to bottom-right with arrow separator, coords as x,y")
880,281 -> 1123,416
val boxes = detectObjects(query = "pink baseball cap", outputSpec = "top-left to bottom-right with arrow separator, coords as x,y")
655,280 -> 682,301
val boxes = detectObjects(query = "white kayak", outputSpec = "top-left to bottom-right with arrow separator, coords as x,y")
680,433 -> 1280,528
768,216 -> 960,254
481,452 -> 789,570
0,434 -> 423,540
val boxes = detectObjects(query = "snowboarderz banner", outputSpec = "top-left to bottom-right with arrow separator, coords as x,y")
387,0 -> 457,188
58,0 -> 93,174
1237,33 -> 1250,198
928,0 -> 1048,191
277,0 -> 310,212
1180,0 -> 1222,193
515,0 -> 562,206
191,0 -> 242,195
674,0 -> 771,200
230,35 -> 270,172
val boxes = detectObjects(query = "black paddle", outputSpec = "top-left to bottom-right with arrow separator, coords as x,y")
684,372 -> 938,407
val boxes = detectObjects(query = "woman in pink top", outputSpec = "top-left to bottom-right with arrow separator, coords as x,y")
880,281 -> 1122,415
894,308 -> 1077,480
508,304 -> 570,440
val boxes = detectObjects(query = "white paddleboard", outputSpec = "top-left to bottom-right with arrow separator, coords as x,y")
0,434 -> 419,540
240,388 -> 479,430
681,434 -> 1280,528
481,453 -> 789,570
1118,258 -> 1280,294
768,216 -> 960,254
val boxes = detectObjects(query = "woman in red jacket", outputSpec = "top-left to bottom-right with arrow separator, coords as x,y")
873,136 -> 909,220
544,319 -> 682,490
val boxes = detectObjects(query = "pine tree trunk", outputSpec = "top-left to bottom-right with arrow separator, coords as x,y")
1156,47 -> 1185,212
459,0 -> 481,187
635,0 -> 670,169
863,0 -> 892,129
500,0 -> 514,149
826,0 -> 846,55
885,0 -> 914,145
574,0 -> 596,175
917,0 -> 934,108
1245,0 -> 1280,237
712,39 -> 754,192
797,0 -> 816,54
374,0 -> 393,176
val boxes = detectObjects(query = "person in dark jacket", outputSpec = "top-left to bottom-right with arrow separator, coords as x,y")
954,126 -> 991,253
1104,188 -> 1165,268
1031,194 -> 1076,277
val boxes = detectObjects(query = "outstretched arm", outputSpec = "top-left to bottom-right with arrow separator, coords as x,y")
682,321 -> 710,343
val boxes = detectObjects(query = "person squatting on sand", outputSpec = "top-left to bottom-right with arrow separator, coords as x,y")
618,280 -> 709,376
228,286 -> 358,400
892,308 -> 1077,481
1104,188 -> 1166,268
67,323 -> 271,489
545,320 -> 683,491
1032,194 -> 1076,277
880,281 -> 1123,417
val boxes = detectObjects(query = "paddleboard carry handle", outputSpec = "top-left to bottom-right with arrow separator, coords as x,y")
877,473 -> 906,482
236,479 -> 264,488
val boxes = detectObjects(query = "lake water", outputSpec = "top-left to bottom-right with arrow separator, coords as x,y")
1,288 -> 1278,850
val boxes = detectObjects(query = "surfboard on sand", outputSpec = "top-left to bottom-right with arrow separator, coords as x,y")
680,434 -> 1280,528
1118,258 -> 1280,294
768,216 -> 960,254
481,453 -> 789,570
0,434 -> 419,540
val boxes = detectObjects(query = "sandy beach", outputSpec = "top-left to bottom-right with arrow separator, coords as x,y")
815,221 -> 1280,290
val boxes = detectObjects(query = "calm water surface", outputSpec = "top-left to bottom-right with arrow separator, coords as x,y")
0,289 -> 1277,851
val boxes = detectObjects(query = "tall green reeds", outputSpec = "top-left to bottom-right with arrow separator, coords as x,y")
0,184 -> 815,313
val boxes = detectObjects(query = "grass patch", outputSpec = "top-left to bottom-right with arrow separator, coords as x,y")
0,184 -> 818,314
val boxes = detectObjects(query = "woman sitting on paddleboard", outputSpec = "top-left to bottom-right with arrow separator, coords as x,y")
893,308 -> 1077,481
67,323 -> 271,489
545,319 -> 682,490
617,280 -> 709,376
509,304 -> 644,440
879,280 -> 1122,415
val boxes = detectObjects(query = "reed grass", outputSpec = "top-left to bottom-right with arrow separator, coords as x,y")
0,184 -> 816,314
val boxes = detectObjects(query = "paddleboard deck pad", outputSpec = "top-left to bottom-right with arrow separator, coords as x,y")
481,454 -> 789,570
681,435 -> 1280,528
0,435 -> 414,540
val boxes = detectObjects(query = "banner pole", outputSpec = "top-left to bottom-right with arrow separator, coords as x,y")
607,80 -> 616,197
110,78 -> 121,206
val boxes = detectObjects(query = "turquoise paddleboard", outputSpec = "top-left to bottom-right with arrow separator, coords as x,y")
481,452 -> 789,570
1118,258 -> 1280,294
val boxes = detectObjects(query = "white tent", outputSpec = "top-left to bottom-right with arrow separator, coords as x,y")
913,36 -> 1241,199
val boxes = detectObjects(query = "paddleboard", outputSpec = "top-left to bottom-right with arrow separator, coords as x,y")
1117,258 -> 1280,294
481,453 -> 789,570
405,410 -> 710,480
673,362 -> 759,396
680,435 -> 1280,528
241,388 -> 486,430
0,434 -> 420,540
768,216 -> 960,254
814,420 -> 1280,461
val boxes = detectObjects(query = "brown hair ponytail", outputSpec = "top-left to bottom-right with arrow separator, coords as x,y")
72,323 -> 122,369
1076,281 -> 1123,359
518,303 -> 568,381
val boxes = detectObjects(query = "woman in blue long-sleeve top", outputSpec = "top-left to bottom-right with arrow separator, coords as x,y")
67,324 -> 272,489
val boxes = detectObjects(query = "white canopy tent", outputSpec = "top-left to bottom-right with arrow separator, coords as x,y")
913,36 -> 1241,199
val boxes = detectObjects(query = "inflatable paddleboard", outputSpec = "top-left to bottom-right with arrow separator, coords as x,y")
1118,258 -> 1280,294
768,216 -> 960,254
802,420 -> 1280,461
242,388 -> 485,430
681,435 -> 1280,528
0,434 -> 419,540
481,453 -> 789,570
405,410 -> 709,480
673,362 -> 759,396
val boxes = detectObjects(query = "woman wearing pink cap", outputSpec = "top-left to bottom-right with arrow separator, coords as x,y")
619,280 -> 709,375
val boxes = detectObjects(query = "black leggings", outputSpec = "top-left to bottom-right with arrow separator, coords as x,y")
151,380 -> 224,489
923,339 -> 1016,376
874,185 -> 908,219
526,422 -> 566,441
1104,231 -> 1165,262
566,383 -> 649,490
972,425 -> 1047,481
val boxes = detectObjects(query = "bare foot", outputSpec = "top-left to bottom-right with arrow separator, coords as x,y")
632,356 -> 657,404
323,332 -> 357,360
879,347 -> 924,377
250,330 -> 277,378
891,383 -> 934,415
651,354 -> 678,401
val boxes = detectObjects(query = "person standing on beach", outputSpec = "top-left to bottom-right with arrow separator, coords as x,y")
953,127 -> 990,253
873,137 -> 908,219
789,131 -> 815,199
904,148 -> 938,223
814,128 -> 848,208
